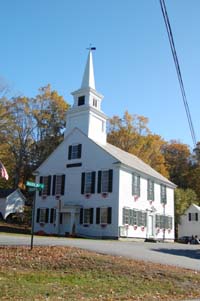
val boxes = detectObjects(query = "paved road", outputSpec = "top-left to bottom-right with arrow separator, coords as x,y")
0,233 -> 200,271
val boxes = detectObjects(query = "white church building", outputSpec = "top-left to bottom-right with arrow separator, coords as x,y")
34,50 -> 176,240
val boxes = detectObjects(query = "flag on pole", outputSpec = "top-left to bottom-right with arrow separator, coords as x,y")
0,161 -> 9,180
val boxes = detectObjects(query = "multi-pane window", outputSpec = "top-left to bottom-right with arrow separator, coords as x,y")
160,185 -> 167,204
122,208 -> 147,226
156,214 -> 173,229
81,172 -> 95,194
132,173 -> 140,196
97,170 -> 113,193
96,207 -> 112,224
188,213 -> 198,221
52,174 -> 65,196
85,172 -> 93,193
36,208 -> 49,223
147,179 -> 154,201
122,208 -> 129,224
41,176 -> 51,196
68,144 -> 82,160
79,208 -> 93,224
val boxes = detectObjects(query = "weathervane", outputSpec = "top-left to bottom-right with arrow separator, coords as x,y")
86,44 -> 96,51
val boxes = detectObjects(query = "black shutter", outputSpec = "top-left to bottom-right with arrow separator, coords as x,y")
188,213 -> 191,221
78,144 -> 82,158
196,213 -> 198,221
97,171 -> 102,193
90,208 -> 94,224
59,213 -> 63,224
47,176 -> 51,195
50,208 -> 54,223
52,175 -> 56,195
80,208 -> 83,224
81,173 -> 85,194
36,208 -> 40,223
45,208 -> 49,223
61,174 -> 65,195
108,169 -> 113,193
39,177 -> 43,196
96,208 -> 100,224
91,172 -> 96,193
107,207 -> 112,224
68,145 -> 72,160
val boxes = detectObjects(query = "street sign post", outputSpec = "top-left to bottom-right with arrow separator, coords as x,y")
26,180 -> 44,250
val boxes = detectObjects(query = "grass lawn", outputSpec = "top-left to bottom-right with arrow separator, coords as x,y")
0,246 -> 199,300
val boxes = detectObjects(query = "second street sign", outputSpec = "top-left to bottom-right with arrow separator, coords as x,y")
26,181 -> 44,189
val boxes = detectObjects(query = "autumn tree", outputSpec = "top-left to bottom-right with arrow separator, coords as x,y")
162,140 -> 191,188
107,111 -> 168,176
31,84 -> 70,166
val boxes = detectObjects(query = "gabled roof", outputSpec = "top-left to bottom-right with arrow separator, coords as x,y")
190,204 -> 200,211
96,141 -> 176,188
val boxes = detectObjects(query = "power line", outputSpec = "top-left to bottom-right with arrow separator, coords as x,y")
159,0 -> 197,148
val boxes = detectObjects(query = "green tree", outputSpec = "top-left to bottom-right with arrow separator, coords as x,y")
175,188 -> 198,237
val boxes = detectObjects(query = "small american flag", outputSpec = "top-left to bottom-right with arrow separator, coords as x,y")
0,161 -> 9,180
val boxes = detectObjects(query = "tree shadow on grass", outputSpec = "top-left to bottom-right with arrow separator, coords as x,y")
151,248 -> 200,260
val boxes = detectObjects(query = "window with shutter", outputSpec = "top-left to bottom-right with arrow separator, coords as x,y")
50,208 -> 56,223
38,208 -> 48,223
68,144 -> 82,160
147,179 -> 154,201
97,207 -> 112,224
132,173 -> 140,196
83,171 -> 96,194
160,185 -> 167,204
98,169 -> 113,193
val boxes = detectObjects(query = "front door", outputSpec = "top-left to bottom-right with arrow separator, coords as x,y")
59,212 -> 71,236
147,214 -> 154,238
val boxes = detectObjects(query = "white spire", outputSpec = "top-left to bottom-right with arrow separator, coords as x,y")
81,50 -> 95,89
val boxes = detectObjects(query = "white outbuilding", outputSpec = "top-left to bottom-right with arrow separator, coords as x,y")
34,50 -> 176,240
178,203 -> 200,238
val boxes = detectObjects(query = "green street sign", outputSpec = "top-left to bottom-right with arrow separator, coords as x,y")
26,181 -> 44,189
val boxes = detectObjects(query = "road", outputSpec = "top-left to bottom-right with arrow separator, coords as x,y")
0,233 -> 200,271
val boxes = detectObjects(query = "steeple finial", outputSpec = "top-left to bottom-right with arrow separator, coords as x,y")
81,46 -> 96,89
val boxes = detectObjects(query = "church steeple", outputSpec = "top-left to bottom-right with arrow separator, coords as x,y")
81,49 -> 95,90
64,49 -> 107,144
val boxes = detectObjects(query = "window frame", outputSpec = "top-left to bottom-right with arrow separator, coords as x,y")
147,179 -> 154,201
160,184 -> 167,204
132,173 -> 140,196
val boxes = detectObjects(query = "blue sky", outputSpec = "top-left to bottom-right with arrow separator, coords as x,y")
0,0 -> 199,149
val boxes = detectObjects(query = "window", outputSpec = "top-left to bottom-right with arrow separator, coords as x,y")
68,144 -> 82,160
96,207 -> 112,224
36,208 -> 49,223
79,208 -> 93,224
122,208 -> 147,226
81,172 -> 96,194
160,185 -> 167,204
97,170 -> 113,193
93,98 -> 98,107
50,208 -> 56,224
132,173 -> 140,196
39,176 -> 51,196
188,213 -> 198,221
156,214 -> 173,229
122,208 -> 129,224
52,175 -> 65,195
78,96 -> 85,106
147,179 -> 154,201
